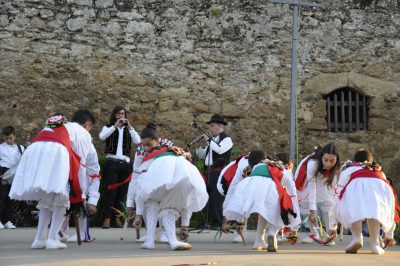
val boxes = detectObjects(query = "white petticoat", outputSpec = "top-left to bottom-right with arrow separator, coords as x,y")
138,156 -> 208,213
224,176 -> 290,228
9,141 -> 70,209
335,178 -> 395,232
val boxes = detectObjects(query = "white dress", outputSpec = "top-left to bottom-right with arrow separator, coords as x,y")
221,157 -> 248,210
295,159 -> 336,214
136,155 -> 208,217
332,165 -> 395,232
224,163 -> 300,229
126,139 -> 173,208
9,123 -> 92,209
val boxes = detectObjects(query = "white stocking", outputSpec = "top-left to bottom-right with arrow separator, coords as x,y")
367,219 -> 384,255
34,208 -> 51,242
48,207 -> 66,241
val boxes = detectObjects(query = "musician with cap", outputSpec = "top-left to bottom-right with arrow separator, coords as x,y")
196,114 -> 233,229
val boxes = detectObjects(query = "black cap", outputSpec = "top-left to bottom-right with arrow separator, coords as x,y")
206,114 -> 227,125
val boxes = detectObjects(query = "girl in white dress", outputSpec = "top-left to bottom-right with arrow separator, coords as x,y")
224,150 -> 300,252
9,111 -> 95,250
294,144 -> 340,244
133,123 -> 208,251
329,149 -> 399,255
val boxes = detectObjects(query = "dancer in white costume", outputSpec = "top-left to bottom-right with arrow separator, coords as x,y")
133,123 -> 208,250
60,143 -> 100,243
218,154 -> 249,243
224,150 -> 300,252
9,111 -> 95,250
126,134 -> 173,243
329,149 -> 399,255
274,152 -> 300,244
294,144 -> 340,244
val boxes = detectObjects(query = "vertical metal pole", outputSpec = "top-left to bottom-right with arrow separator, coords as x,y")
289,3 -> 299,162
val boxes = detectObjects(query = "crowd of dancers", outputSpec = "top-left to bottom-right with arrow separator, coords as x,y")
0,106 -> 398,255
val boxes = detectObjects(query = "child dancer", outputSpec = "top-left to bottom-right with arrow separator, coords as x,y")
329,149 -> 399,255
294,144 -> 340,244
133,123 -> 208,250
219,154 -> 249,242
9,111 -> 95,249
224,150 -> 300,252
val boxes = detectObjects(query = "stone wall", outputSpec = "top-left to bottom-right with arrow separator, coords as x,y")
1,0 -> 400,182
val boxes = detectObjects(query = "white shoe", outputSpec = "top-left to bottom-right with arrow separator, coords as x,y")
4,221 -> 16,229
0,222 -> 4,230
136,234 -> 147,243
46,239 -> 67,250
158,231 -> 168,243
253,240 -> 268,251
67,234 -> 85,243
141,240 -> 155,250
326,241 -> 336,246
58,233 -> 68,242
169,240 -> 192,251
232,234 -> 243,243
31,240 -> 46,249
371,245 -> 385,255
345,240 -> 363,254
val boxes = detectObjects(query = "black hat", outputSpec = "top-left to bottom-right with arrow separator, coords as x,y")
206,114 -> 227,125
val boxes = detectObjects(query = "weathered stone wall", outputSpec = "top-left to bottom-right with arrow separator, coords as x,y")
1,0 -> 399,181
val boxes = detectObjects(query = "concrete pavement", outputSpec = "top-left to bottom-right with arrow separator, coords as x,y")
0,228 -> 399,266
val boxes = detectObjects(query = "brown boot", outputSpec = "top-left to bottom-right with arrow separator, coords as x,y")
102,218 -> 111,229
115,217 -> 124,228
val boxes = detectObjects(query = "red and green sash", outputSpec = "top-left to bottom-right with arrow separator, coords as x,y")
32,125 -> 83,205
339,166 -> 400,223
250,163 -> 297,225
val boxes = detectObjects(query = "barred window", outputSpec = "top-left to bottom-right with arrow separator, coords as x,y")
325,87 -> 369,132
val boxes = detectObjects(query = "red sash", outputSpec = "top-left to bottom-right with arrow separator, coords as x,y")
143,147 -> 170,162
220,154 -> 248,195
267,164 -> 297,225
295,155 -> 330,191
32,125 -> 83,205
108,147 -> 171,190
339,168 -> 400,223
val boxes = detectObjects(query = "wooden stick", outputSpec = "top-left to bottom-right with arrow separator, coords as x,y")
340,223 -> 344,241
74,212 -> 81,245
136,227 -> 141,240
120,220 -> 128,240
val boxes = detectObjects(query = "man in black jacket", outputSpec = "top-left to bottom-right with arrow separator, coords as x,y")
196,114 -> 233,228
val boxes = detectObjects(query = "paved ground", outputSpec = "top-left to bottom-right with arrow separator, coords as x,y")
0,228 -> 399,266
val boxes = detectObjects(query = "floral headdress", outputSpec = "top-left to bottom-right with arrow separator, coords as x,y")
45,115 -> 68,128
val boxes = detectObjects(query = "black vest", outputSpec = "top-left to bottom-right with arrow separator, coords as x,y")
104,124 -> 132,157
206,132 -> 232,167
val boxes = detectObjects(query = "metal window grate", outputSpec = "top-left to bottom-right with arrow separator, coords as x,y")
325,87 -> 368,132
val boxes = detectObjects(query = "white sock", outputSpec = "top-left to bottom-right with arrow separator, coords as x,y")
48,207 -> 66,241
162,211 -> 179,244
367,219 -> 384,254
350,220 -> 363,244
34,208 -> 52,242
145,207 -> 158,245
80,215 -> 87,239
254,216 -> 267,245
267,223 -> 279,237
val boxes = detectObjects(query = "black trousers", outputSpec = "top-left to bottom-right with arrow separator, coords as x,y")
207,170 -> 224,227
0,167 -> 13,224
102,159 -> 132,219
